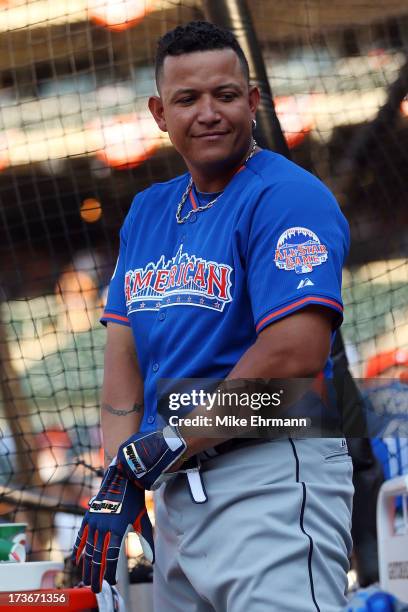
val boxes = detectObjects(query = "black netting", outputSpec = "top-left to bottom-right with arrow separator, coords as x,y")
0,0 -> 407,566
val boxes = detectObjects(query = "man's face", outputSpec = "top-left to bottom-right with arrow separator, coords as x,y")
149,49 -> 259,171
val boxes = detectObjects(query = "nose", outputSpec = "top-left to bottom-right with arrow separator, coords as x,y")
196,95 -> 221,125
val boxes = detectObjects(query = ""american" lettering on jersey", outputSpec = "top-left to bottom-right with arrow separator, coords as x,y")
125,245 -> 233,313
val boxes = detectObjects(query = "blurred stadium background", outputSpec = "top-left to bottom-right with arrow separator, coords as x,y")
0,0 -> 407,569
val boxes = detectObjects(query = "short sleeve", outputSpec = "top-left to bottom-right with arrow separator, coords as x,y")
246,180 -> 350,334
100,205 -> 135,327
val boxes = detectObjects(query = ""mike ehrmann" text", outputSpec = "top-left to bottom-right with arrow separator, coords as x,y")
168,415 -> 310,428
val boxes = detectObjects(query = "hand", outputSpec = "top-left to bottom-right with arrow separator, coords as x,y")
117,425 -> 187,490
72,460 -> 154,593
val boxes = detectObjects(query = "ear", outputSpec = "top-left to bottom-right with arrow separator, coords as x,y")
248,86 -> 260,118
148,96 -> 167,132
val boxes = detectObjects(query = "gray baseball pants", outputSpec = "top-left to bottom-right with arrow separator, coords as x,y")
153,438 -> 353,612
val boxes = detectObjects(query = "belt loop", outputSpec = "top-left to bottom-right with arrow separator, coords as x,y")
179,456 -> 208,503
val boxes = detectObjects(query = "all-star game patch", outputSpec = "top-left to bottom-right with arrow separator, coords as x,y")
274,227 -> 328,274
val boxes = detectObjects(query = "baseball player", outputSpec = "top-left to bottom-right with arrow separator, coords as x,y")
73,21 -> 353,611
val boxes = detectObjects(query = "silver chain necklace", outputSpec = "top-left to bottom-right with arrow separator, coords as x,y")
175,139 -> 258,224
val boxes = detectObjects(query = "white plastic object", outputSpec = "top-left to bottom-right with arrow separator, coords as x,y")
377,474 -> 408,602
0,561 -> 64,591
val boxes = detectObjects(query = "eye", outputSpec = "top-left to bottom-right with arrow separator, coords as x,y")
177,96 -> 195,105
218,92 -> 237,101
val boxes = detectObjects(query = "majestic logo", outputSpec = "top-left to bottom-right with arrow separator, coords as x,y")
274,227 -> 328,274
125,245 -> 233,313
297,278 -> 314,289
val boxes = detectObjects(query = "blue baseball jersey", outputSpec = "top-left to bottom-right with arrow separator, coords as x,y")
102,150 -> 350,432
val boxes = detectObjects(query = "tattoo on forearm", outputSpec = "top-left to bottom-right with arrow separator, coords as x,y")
102,402 -> 143,416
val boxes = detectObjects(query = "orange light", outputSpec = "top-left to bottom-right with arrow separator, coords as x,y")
0,133 -> 10,171
89,114 -> 162,169
274,95 -> 314,149
87,0 -> 155,31
81,198 -> 102,223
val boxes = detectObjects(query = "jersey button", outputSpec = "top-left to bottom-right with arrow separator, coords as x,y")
189,214 -> 197,224
152,363 -> 159,372
158,311 -> 166,321
147,416 -> 155,425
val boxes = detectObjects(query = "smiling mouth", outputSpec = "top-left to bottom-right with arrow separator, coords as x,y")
194,133 -> 228,139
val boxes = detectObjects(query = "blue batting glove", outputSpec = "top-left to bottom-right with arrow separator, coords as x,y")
72,459 -> 154,593
117,425 -> 187,490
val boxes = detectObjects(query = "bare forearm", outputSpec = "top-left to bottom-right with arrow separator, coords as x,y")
101,324 -> 145,468
101,400 -> 144,467
177,342 -> 284,459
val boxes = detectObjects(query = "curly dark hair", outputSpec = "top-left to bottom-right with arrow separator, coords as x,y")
155,21 -> 250,87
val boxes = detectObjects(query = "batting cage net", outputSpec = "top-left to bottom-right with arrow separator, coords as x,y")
0,0 -> 407,568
